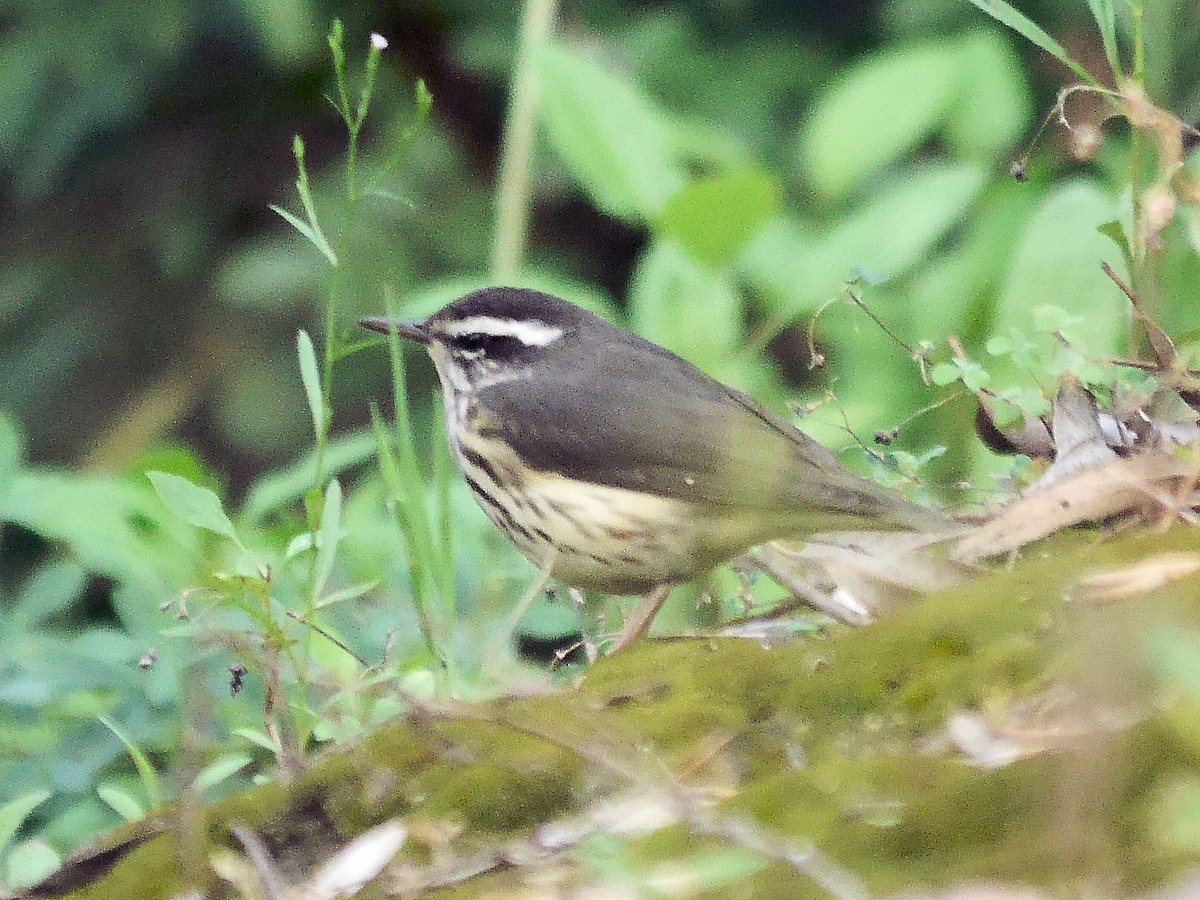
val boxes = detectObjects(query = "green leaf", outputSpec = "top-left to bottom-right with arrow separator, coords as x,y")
537,40 -> 685,219
1097,218 -> 1132,267
297,329 -> 325,440
993,180 -> 1125,376
945,29 -> 1033,158
963,0 -> 1098,85
1085,0 -> 1122,79
233,727 -> 281,754
98,715 -> 163,808
15,559 -> 87,622
669,848 -> 765,890
799,39 -> 962,197
656,168 -> 779,267
309,625 -> 363,686
0,791 -> 50,857
192,753 -> 253,794
0,470 -> 197,613
930,362 -> 964,386
313,478 -> 342,599
931,359 -> 990,391
810,162 -> 987,294
146,471 -> 238,542
314,580 -> 379,609
628,240 -> 746,380
286,531 -> 314,558
215,235 -> 325,308
97,784 -> 145,822
0,413 -> 21,500
959,361 -> 992,392
4,839 -> 60,890
242,428 -> 377,523
739,164 -> 986,319
269,203 -> 338,265
734,215 -> 820,312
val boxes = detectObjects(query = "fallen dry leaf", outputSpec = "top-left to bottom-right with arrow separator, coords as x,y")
1071,551 -> 1200,603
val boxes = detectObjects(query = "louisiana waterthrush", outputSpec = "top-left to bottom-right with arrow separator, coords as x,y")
362,287 -> 948,637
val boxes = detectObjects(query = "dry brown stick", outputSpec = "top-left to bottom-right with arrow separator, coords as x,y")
1101,260 -> 1176,369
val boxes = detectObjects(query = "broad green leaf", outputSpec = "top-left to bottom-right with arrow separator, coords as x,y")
215,236 -> 325,308
945,29 -> 1032,158
808,162 -> 988,298
0,791 -> 50,856
4,839 -> 60,890
15,559 -> 87,622
297,329 -> 324,440
930,362 -> 963,386
1097,218 -> 1133,271
908,186 -> 1044,340
993,180 -> 1126,372
0,470 -> 197,609
656,168 -> 779,267
537,40 -> 685,220
963,0 -> 1097,84
738,164 -> 986,320
628,240 -> 746,382
147,471 -> 238,541
734,214 -> 820,313
799,40 -> 962,197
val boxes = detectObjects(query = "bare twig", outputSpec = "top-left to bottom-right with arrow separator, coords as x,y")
844,287 -> 927,361
1101,260 -> 1176,368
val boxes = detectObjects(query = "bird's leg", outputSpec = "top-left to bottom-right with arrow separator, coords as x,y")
612,584 -> 673,651
567,587 -> 600,663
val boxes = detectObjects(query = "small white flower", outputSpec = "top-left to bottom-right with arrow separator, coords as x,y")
370,32 -> 388,51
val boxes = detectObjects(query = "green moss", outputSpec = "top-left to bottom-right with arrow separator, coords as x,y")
32,526 -> 1200,897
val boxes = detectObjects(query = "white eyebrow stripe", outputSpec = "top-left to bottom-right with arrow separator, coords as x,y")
437,315 -> 564,347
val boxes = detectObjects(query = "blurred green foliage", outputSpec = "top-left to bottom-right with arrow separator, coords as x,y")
3,0 -> 1200,889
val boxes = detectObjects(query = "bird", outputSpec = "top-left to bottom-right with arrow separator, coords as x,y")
361,287 -> 952,648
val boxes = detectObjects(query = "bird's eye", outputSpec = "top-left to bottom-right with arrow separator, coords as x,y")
454,333 -> 510,355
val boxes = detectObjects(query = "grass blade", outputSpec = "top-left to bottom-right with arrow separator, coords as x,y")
963,0 -> 1099,85
1084,0 -> 1122,80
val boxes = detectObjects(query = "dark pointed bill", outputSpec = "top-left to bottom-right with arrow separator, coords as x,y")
359,316 -> 431,344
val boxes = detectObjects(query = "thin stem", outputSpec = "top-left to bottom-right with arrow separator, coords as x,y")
1130,2 -> 1145,82
314,90 -> 364,488
1126,1 -> 1148,355
491,0 -> 559,279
